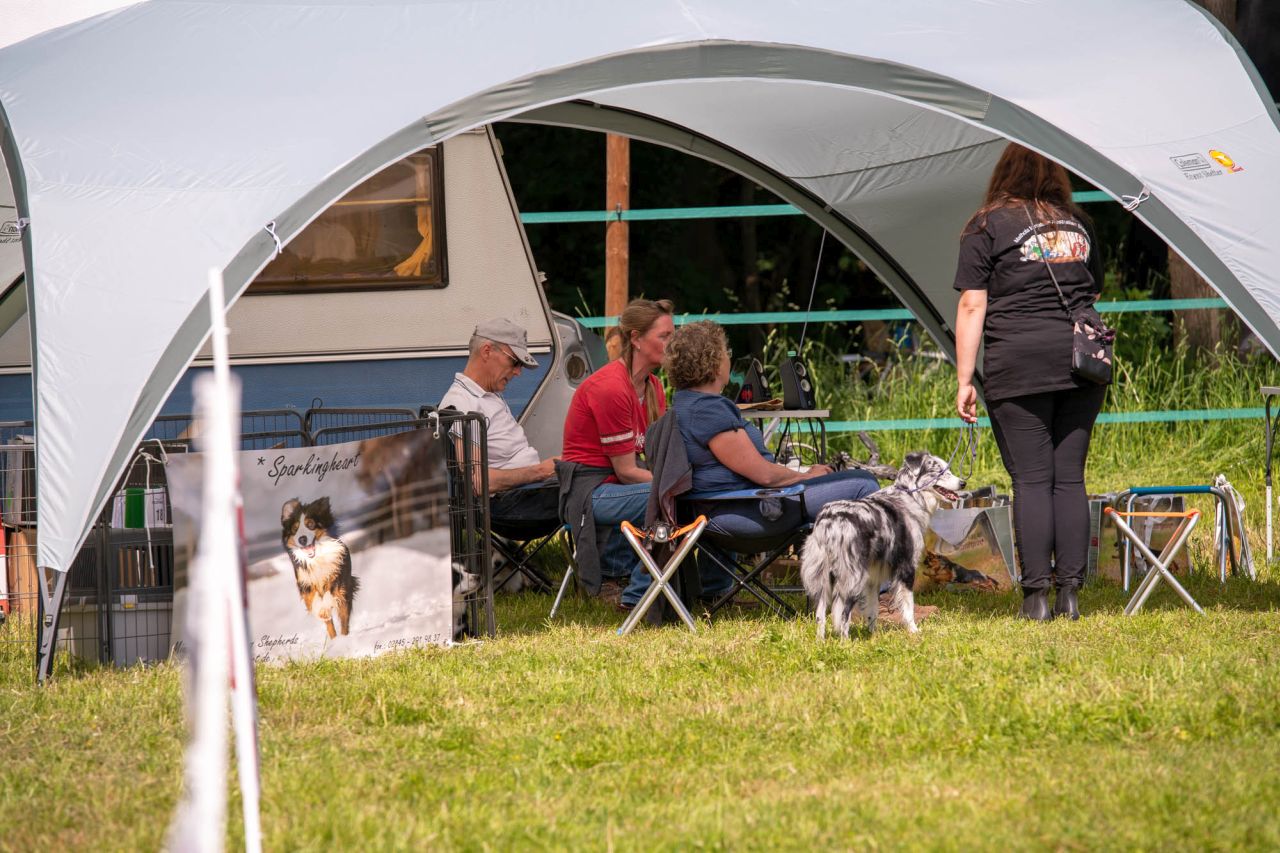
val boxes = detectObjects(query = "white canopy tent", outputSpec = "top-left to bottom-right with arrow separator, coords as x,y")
1,0 -> 1278,594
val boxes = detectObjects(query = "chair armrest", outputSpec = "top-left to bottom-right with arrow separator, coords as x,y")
686,484 -> 805,502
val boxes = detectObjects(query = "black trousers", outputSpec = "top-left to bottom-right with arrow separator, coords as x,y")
989,384 -> 1106,591
489,478 -> 561,525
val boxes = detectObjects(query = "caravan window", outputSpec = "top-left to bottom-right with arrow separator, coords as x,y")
251,149 -> 446,293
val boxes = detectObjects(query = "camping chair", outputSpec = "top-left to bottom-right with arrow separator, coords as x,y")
684,485 -> 808,618
617,405 -> 813,631
1104,506 -> 1204,615
488,493 -> 563,594
1116,485 -> 1252,588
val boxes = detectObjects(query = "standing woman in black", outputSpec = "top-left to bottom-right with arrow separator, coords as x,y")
953,144 -> 1109,621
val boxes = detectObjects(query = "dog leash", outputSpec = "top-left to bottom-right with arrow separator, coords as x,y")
949,420 -> 978,483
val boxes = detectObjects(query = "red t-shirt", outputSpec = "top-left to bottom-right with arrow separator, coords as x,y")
562,359 -> 666,479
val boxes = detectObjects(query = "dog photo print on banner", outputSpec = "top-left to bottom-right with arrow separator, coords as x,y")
167,427 -> 453,662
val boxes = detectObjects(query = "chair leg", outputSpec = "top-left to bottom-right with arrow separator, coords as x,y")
701,539 -> 799,618
490,535 -> 555,594
549,563 -> 575,619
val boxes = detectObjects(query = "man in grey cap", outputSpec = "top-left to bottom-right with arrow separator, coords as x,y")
439,317 -> 560,521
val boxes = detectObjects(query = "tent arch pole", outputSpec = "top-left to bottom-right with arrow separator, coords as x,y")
418,41 -> 1274,355
1,107 -> 66,683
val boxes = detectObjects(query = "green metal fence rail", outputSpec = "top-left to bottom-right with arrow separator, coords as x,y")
520,191 -> 1114,225
801,408 -> 1266,434
524,191 -> 1256,431
573,299 -> 1230,329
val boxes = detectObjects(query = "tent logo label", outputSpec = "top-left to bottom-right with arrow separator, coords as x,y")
1169,153 -> 1222,181
0,220 -> 20,243
1208,149 -> 1244,173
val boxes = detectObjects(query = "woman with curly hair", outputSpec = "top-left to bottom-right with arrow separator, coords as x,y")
666,321 -> 879,537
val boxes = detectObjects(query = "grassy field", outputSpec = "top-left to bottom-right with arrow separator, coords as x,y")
2,577 -> 1280,851
2,338 -> 1280,851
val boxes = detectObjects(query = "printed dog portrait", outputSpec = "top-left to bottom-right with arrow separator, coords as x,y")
281,496 -> 359,638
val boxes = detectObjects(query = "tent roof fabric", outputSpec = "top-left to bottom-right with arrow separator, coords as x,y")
1,0 -> 1278,571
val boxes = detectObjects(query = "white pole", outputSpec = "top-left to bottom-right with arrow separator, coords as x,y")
1267,485 -> 1272,561
207,269 -> 264,853
166,271 -> 235,852
166,269 -> 261,853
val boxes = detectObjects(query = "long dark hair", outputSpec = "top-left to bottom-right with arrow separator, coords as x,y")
617,297 -> 674,422
971,143 -> 1074,229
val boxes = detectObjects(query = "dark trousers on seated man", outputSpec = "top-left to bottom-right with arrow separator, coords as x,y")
490,477 -> 562,524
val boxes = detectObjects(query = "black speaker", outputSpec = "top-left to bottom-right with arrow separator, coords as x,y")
728,357 -> 770,405
779,354 -> 814,410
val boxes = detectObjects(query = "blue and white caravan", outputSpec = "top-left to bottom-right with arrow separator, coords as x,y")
0,128 -> 599,458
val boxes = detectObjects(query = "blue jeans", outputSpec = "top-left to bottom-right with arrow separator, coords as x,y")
699,469 -> 881,540
588,483 -> 651,605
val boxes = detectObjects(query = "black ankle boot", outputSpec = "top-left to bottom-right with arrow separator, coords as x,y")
1019,587 -> 1052,621
1053,587 -> 1080,621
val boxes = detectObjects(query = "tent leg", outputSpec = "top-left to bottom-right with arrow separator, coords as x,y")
36,567 -> 68,684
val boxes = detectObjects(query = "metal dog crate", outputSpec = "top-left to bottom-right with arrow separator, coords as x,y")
437,409 -> 495,638
144,409 -> 310,450
304,405 -> 420,437
307,409 -> 495,638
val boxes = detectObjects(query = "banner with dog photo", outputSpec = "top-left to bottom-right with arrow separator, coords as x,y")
167,428 -> 456,662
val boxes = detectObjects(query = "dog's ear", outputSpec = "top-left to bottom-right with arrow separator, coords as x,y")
281,498 -> 299,524
903,451 -> 926,470
311,496 -> 333,521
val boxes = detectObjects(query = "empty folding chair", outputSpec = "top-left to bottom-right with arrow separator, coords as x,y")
616,516 -> 707,634
1105,505 -> 1203,615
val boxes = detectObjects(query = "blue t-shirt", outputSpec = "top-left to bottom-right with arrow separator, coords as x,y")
673,389 -> 774,492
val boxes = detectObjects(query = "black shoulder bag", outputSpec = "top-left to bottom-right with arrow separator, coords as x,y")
1023,205 -> 1115,385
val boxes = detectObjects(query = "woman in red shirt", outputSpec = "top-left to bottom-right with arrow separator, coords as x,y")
561,298 -> 686,609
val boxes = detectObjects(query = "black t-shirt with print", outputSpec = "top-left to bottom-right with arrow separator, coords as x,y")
953,204 -> 1103,402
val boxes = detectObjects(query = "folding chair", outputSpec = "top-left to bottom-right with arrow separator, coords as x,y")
609,408 -> 818,630
489,514 -> 560,593
615,484 -> 810,631
1117,485 -> 1247,588
615,516 -> 707,635
1104,506 -> 1204,615
682,485 -> 808,618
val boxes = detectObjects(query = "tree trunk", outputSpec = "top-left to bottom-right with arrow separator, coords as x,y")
1171,0 -> 1237,354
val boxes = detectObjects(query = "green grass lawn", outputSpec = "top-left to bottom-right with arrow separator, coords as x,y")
3,346 -> 1280,850
3,573 -> 1280,851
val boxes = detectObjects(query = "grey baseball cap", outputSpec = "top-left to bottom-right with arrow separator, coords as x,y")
474,317 -> 538,368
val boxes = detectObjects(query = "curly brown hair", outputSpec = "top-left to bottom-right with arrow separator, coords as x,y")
663,321 -> 728,390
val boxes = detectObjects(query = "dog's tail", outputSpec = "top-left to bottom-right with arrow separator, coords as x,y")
801,512 -> 868,604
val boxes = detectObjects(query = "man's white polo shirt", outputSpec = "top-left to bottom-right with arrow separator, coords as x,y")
439,373 -> 541,470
